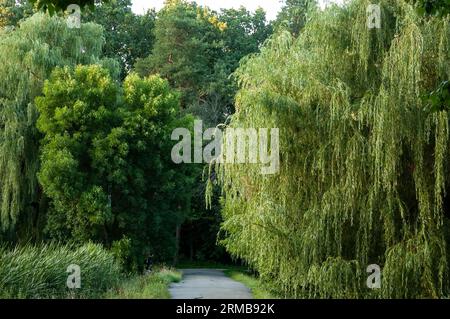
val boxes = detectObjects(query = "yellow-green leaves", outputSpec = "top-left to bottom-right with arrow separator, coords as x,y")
215,0 -> 450,298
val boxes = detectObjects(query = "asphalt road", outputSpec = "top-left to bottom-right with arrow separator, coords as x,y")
169,269 -> 253,299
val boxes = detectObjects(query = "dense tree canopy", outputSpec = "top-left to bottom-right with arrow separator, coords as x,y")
36,65 -> 195,268
83,0 -> 156,77
1,0 -> 449,298
0,0 -> 33,28
0,0 -> 272,266
213,0 -> 450,298
411,0 -> 450,16
274,0 -> 317,36
134,0 -> 225,109
26,0 -> 450,18
29,0 -> 99,14
135,0 -> 272,126
133,0 -> 273,263
0,13 -> 107,240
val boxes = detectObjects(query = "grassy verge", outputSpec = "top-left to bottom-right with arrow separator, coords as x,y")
104,266 -> 182,299
0,243 -> 121,299
223,269 -> 279,299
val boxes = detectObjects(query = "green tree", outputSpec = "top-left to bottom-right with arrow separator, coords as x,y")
83,0 -> 156,77
0,13 -> 107,241
36,65 -> 119,243
0,0 -> 34,29
135,1 -> 273,125
101,72 -> 196,265
36,65 -> 195,268
274,0 -> 317,36
134,0 -> 224,109
411,0 -> 450,16
29,0 -> 99,14
135,0 -> 273,264
212,0 -> 450,298
219,7 -> 273,72
195,7 -> 273,125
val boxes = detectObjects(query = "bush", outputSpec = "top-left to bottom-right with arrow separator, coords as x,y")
0,243 -> 122,298
110,236 -> 133,271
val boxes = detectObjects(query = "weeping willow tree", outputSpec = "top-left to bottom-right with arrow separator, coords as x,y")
211,0 -> 450,298
0,13 -> 111,240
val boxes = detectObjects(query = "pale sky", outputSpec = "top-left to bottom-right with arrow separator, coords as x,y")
132,0 -> 345,21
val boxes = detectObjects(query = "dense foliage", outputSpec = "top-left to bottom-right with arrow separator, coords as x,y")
213,0 -> 450,298
0,13 -> 107,240
0,0 -> 272,271
2,0 -> 448,299
411,0 -> 450,17
274,0 -> 317,36
134,0 -> 272,263
36,65 -> 195,268
29,0 -> 99,14
83,0 -> 157,77
0,0 -> 33,28
135,0 -> 272,126
0,242 -> 121,298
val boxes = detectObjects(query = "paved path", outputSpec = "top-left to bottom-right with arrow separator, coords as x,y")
169,269 -> 253,299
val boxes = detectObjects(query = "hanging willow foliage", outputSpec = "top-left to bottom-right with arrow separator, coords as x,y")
211,0 -> 450,298
0,13 -> 108,238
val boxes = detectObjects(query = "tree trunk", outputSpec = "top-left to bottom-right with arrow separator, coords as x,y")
189,223 -> 194,261
173,224 -> 181,266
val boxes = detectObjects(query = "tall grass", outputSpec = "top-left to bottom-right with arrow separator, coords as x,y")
104,266 -> 182,299
0,243 -> 122,299
223,269 -> 279,299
